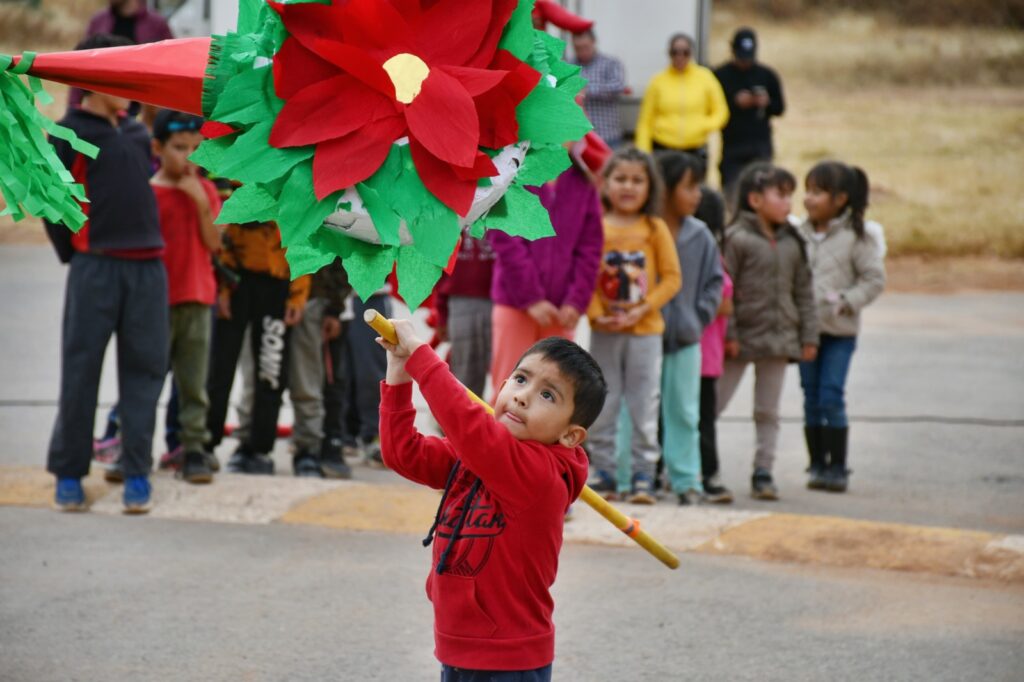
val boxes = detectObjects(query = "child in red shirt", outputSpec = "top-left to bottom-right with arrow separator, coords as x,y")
151,110 -> 222,484
378,321 -> 607,681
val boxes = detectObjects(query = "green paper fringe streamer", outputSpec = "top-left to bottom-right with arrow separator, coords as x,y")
0,53 -> 99,230
196,0 -> 591,309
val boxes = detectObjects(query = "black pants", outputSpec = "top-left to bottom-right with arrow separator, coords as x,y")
699,376 -> 719,481
720,147 -> 773,197
324,294 -> 390,446
205,271 -> 290,455
652,140 -> 708,164
48,254 -> 169,479
441,664 -> 552,682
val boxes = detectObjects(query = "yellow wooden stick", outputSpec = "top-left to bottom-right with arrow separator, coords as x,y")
365,309 -> 681,570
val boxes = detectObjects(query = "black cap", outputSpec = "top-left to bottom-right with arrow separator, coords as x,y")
731,28 -> 757,59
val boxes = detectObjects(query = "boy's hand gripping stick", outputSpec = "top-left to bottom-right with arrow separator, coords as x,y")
365,310 -> 681,570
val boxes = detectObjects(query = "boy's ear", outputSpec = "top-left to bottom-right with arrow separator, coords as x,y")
836,191 -> 849,209
747,191 -> 763,210
151,139 -> 162,157
558,425 -> 587,449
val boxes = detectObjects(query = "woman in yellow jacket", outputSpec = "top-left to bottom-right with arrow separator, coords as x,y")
635,33 -> 729,159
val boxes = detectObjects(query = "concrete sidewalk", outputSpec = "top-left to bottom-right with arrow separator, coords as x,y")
4,465 -> 1022,584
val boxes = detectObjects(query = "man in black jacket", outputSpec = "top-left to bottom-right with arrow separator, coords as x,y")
714,28 -> 786,198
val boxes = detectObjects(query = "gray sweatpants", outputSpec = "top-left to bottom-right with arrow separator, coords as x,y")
447,296 -> 492,398
587,332 -> 663,485
236,297 -> 327,454
47,254 -> 168,479
716,357 -> 788,472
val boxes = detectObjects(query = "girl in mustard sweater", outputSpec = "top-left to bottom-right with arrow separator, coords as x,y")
586,149 -> 682,503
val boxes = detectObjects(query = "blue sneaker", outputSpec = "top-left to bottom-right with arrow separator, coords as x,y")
54,478 -> 86,512
628,473 -> 657,505
123,475 -> 152,514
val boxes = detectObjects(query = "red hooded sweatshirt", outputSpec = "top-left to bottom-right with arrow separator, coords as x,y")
380,346 -> 588,671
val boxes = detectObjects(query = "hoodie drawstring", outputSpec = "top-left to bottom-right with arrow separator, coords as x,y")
436,477 -> 483,575
422,461 -> 461,548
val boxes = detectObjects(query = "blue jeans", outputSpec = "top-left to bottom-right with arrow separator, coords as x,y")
441,664 -> 552,681
800,334 -> 857,428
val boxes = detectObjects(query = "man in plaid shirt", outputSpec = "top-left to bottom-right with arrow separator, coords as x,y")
572,29 -> 627,149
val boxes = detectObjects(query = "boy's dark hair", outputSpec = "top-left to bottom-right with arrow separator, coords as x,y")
731,160 -> 797,222
601,147 -> 664,218
516,337 -> 607,429
657,151 -> 706,194
573,27 -> 596,40
75,34 -> 133,99
75,33 -> 133,51
153,109 -> 205,143
806,160 -> 870,238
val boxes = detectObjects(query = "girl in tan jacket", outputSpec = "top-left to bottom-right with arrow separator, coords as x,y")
798,162 -> 886,493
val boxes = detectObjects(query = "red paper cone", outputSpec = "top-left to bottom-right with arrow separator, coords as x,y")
12,38 -> 211,115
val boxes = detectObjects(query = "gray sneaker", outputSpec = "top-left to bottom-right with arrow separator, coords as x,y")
751,469 -> 779,501
677,488 -> 702,506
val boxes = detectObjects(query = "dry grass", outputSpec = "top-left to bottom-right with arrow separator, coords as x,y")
708,9 -> 1024,260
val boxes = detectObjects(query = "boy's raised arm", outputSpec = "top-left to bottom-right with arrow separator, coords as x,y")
379,380 -> 458,490
404,345 -> 564,513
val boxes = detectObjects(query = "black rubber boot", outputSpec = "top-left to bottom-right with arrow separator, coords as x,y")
823,426 -> 849,492
804,426 -> 827,490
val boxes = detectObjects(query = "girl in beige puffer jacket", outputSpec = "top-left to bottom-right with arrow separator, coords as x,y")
798,161 -> 886,494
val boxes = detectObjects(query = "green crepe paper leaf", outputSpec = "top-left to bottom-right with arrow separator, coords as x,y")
235,0 -> 265,34
0,60 -> 97,230
282,239 -> 337,279
470,214 -> 488,239
396,245 -> 443,311
482,185 -> 554,239
276,162 -> 339,248
215,121 -> 313,185
215,183 -> 278,224
516,144 -> 571,186
341,240 -> 397,302
499,0 -> 536,61
556,73 -> 587,98
361,145 -> 460,269
210,66 -> 275,126
190,135 -> 234,172
355,182 -> 401,246
517,84 -> 592,144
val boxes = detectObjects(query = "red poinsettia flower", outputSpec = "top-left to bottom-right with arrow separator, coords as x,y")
267,0 -> 541,216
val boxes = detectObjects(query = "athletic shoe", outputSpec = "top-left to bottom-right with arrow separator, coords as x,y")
628,473 -> 657,505
158,445 -> 184,471
321,438 -> 353,480
54,478 -> 86,512
226,448 -> 275,475
677,488 -> 702,506
123,476 -> 152,514
751,468 -> 779,501
702,474 -> 734,504
178,450 -> 213,484
292,451 -> 323,478
92,436 -> 121,465
362,437 -> 386,468
204,451 -> 220,473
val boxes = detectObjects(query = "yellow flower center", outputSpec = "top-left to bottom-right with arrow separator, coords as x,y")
383,53 -> 430,104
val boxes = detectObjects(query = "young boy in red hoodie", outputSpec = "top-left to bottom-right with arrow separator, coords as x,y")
378,321 -> 607,681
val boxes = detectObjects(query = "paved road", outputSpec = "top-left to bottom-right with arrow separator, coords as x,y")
2,507 -> 1022,682
2,245 -> 1022,533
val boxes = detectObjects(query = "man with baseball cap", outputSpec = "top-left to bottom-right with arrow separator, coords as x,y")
714,28 -> 786,196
